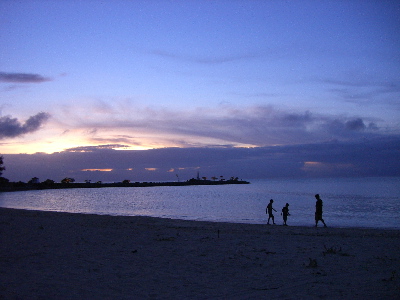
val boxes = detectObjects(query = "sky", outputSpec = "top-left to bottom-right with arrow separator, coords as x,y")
0,1 -> 399,182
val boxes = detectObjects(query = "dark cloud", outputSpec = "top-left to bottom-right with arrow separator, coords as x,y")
0,72 -> 52,83
322,118 -> 380,139
345,118 -> 366,131
0,112 -> 51,139
3,136 -> 399,182
149,107 -> 382,146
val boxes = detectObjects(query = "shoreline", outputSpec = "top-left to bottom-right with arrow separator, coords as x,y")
1,207 -> 399,299
2,207 -> 400,233
2,206 -> 399,231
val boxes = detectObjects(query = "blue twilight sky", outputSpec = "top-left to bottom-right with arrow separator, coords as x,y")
0,1 -> 400,181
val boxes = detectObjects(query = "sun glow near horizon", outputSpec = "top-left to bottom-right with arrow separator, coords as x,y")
1,137 -> 157,155
1,126 -> 261,155
81,169 -> 113,172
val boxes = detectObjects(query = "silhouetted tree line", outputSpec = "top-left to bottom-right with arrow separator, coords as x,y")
0,156 -> 8,184
0,156 -> 248,192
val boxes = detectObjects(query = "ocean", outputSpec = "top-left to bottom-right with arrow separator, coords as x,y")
0,177 -> 399,229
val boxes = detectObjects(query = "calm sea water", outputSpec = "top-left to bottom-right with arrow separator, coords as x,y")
0,177 -> 399,229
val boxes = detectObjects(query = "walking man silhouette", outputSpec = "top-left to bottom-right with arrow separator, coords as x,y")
315,194 -> 327,227
281,203 -> 290,226
266,199 -> 277,225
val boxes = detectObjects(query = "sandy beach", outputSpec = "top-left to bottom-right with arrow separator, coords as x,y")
1,208 -> 399,299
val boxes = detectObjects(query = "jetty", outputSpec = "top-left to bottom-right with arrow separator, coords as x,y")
0,178 -> 250,192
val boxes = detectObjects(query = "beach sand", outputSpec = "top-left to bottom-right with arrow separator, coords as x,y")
1,208 -> 399,299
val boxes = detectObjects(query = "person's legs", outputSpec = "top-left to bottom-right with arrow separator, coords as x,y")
268,213 -> 275,224
315,214 -> 327,227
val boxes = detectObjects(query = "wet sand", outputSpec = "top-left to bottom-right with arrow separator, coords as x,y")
1,207 -> 399,299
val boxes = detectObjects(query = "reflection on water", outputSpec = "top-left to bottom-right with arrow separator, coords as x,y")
0,177 -> 399,229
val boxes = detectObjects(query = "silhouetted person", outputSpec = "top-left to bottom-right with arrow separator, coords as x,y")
281,203 -> 290,226
266,199 -> 277,225
315,194 -> 327,227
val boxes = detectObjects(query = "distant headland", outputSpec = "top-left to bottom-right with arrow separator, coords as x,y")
0,177 -> 250,192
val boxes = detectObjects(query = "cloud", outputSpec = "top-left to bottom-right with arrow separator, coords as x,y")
320,78 -> 400,89
157,107 -> 380,145
318,77 -> 400,106
323,118 -> 376,134
3,136 -> 400,182
56,102 -> 391,149
0,72 -> 52,83
150,49 -> 261,65
345,118 -> 366,131
0,112 -> 51,139
90,135 -> 144,147
66,144 -> 131,152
